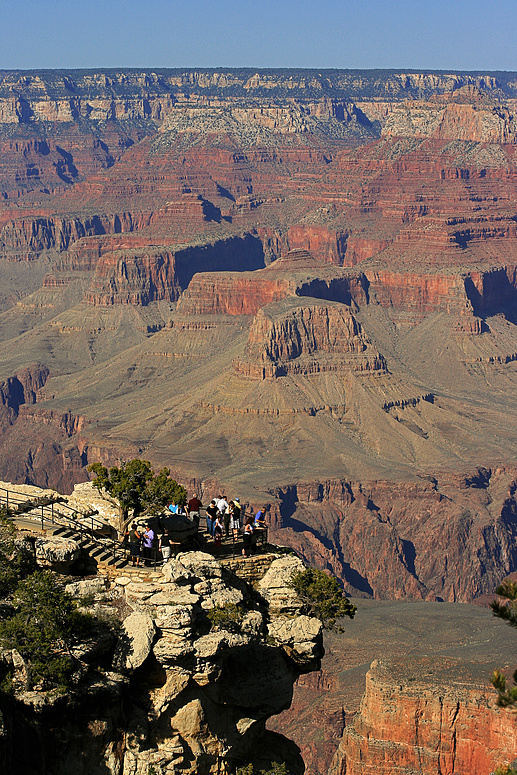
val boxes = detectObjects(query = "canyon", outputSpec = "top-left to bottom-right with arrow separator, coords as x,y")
0,69 -> 517,775
1,70 -> 517,605
0,66 -> 517,767
0,70 -> 517,775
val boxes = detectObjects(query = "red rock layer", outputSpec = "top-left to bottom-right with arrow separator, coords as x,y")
332,657 -> 517,775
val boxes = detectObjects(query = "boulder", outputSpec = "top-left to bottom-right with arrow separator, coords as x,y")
68,481 -> 120,524
34,535 -> 80,572
65,577 -> 108,597
267,615 -> 324,671
113,610 -> 156,672
257,554 -> 306,615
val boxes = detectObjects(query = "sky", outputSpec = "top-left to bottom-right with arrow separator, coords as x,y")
0,0 -> 516,73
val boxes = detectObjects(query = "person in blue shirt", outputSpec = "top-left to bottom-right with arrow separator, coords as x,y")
254,506 -> 267,527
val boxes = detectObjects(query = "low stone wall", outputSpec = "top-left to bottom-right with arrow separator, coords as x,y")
220,553 -> 278,585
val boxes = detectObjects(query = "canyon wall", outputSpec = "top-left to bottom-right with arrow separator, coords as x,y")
331,657 -> 517,775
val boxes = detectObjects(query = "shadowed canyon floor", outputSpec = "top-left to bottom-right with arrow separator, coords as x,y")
0,70 -> 517,602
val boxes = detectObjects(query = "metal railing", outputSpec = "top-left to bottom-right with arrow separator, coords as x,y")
2,488 -> 271,569
0,485 -> 127,566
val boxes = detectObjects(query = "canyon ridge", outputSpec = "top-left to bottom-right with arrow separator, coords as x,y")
1,68 -> 517,602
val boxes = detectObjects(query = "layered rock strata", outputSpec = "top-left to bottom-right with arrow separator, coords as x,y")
331,656 -> 517,775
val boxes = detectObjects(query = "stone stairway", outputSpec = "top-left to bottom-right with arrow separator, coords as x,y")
0,483 -> 130,571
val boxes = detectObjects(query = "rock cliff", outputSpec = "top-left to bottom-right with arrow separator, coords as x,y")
0,552 -> 324,775
331,656 -> 517,775
270,598 -> 517,775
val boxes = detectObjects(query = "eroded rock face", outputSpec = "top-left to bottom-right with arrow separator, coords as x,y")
330,656 -> 517,775
116,552 -> 323,774
0,552 -> 324,775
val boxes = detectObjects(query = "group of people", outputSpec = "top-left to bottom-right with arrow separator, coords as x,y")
125,522 -> 172,567
202,496 -> 268,556
124,494 -> 269,565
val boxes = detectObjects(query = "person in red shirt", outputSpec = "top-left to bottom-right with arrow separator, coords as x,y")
187,494 -> 203,527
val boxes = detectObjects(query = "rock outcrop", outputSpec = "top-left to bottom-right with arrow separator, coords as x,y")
331,656 -> 517,775
0,551 -> 324,775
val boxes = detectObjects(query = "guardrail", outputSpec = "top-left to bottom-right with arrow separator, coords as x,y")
0,485 -> 127,567
1,487 -> 271,569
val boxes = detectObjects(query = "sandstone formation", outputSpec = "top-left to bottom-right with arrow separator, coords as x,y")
270,598 -> 517,775
33,534 -> 80,572
332,656 -> 517,775
0,551 -> 324,775
0,69 -> 516,603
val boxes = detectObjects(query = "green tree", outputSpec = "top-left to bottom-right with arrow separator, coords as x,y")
288,567 -> 356,631
0,569 -> 93,689
490,579 -> 517,775
88,459 -> 187,536
236,762 -> 289,775
0,508 -> 34,596
491,579 -> 517,707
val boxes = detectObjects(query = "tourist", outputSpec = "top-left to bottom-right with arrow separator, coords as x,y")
229,499 -> 241,542
217,494 -> 229,515
254,505 -> 267,527
205,498 -> 218,537
159,527 -> 171,564
187,493 -> 203,528
142,523 -> 155,566
213,513 -> 223,551
125,522 -> 141,566
242,516 -> 254,557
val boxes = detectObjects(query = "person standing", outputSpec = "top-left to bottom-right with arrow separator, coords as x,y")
205,498 -> 218,537
213,514 -> 223,551
242,516 -> 254,557
159,527 -> 171,564
187,493 -> 203,528
142,524 -> 155,566
125,522 -> 141,566
229,500 -> 241,542
217,494 -> 229,536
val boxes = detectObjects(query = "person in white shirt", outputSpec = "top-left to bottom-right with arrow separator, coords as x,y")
217,495 -> 229,515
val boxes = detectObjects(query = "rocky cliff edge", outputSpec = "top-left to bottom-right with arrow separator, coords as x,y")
0,551 -> 324,775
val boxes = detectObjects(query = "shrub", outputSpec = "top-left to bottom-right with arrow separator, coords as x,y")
0,508 -> 34,596
491,579 -> 517,707
288,567 -> 356,632
0,569 -> 94,690
206,603 -> 244,633
236,763 -> 288,775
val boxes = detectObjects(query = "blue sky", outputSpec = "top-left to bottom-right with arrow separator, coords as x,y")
1,0 -> 516,72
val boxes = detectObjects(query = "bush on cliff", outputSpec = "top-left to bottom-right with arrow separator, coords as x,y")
0,508 -> 34,596
288,567 -> 356,632
491,578 -> 517,708
88,459 -> 187,535
237,762 -> 288,775
491,579 -> 517,775
0,569 -> 94,690
207,603 -> 244,633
